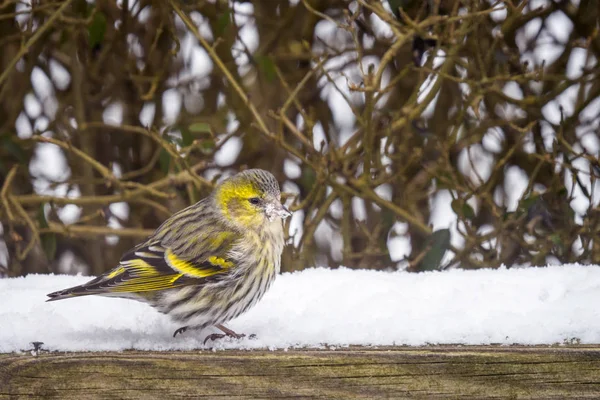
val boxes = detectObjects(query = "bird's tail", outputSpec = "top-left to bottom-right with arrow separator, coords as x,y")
46,276 -> 104,302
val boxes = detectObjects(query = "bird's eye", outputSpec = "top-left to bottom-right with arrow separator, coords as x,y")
249,197 -> 261,205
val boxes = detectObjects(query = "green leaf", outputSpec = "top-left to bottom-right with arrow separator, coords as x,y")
463,204 -> 475,219
300,167 -> 317,188
199,139 -> 216,154
557,187 -> 568,197
1,136 -> 27,163
189,122 -> 211,134
549,233 -> 562,245
41,233 -> 57,261
502,211 -> 514,222
520,195 -> 539,210
386,0 -> 411,19
451,199 -> 475,219
180,128 -> 193,147
37,204 -> 49,229
418,228 -> 451,272
381,208 -> 396,225
159,148 -> 171,174
88,11 -> 107,49
256,55 -> 276,82
216,10 -> 231,36
37,204 -> 56,260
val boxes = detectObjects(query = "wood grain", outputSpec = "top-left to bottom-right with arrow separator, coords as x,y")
2,346 -> 600,399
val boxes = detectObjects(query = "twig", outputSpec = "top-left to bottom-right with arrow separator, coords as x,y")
0,165 -> 18,221
170,1 -> 274,140
9,197 -> 40,260
32,136 -> 114,182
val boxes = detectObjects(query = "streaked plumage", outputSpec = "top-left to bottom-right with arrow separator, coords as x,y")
47,169 -> 290,341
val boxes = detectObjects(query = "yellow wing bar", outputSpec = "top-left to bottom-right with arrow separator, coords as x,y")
103,259 -> 185,292
109,274 -> 185,292
165,248 -> 233,278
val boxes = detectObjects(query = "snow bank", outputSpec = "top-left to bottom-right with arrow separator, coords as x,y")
1,264 -> 599,352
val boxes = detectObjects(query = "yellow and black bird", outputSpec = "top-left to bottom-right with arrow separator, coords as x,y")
47,169 -> 291,342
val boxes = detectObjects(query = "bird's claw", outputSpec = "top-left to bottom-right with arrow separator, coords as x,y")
173,326 -> 188,337
203,333 -> 229,344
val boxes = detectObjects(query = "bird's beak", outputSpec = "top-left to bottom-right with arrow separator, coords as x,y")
266,202 -> 292,221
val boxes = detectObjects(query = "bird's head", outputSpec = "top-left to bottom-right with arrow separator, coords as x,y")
213,169 -> 291,231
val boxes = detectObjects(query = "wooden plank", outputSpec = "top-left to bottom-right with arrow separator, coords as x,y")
2,346 -> 600,398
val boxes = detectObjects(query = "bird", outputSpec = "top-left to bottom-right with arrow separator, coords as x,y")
47,169 -> 291,343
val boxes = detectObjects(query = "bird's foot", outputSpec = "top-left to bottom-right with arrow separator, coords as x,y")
203,324 -> 257,344
174,323 -> 257,342
173,326 -> 188,337
203,332 -> 257,344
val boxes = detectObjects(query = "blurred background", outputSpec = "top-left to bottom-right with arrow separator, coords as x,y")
0,0 -> 599,277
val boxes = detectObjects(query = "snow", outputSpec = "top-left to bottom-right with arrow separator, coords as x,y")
2,264 -> 600,353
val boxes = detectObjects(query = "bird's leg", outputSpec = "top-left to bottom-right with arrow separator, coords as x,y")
203,324 -> 256,344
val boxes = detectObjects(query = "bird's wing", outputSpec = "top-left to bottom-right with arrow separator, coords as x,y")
47,227 -> 239,300
97,240 -> 236,293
